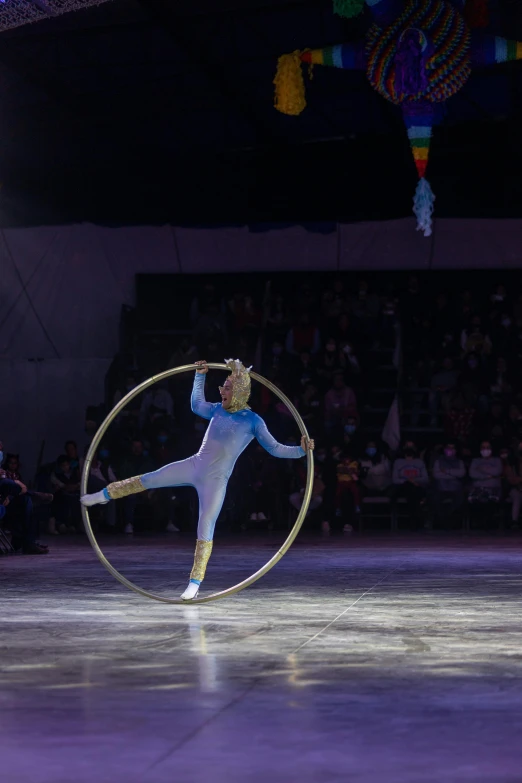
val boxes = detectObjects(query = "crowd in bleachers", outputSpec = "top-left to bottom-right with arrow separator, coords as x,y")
3,272 -> 522,551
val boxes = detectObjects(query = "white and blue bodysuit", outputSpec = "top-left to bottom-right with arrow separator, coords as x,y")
137,373 -> 305,541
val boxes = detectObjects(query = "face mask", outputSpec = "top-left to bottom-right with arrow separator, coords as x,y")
444,449 -> 456,458
158,435 -> 168,444
366,447 -> 377,457
343,345 -> 352,355
126,384 -> 134,391
502,318 -> 511,328
468,359 -> 478,369
316,454 -> 326,463
99,449 -> 109,459
481,449 -> 492,458
272,346 -> 282,356
344,425 -> 356,435
491,294 -> 504,302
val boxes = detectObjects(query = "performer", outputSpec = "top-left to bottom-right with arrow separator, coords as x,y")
81,359 -> 314,600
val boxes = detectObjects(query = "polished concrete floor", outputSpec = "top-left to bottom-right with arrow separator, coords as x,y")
2,533 -> 522,783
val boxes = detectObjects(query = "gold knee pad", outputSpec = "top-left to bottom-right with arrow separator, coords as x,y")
106,476 -> 145,499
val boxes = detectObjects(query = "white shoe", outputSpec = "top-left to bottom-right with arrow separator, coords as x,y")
80,490 -> 109,507
343,524 -> 353,533
250,512 -> 258,521
181,582 -> 200,601
124,523 -> 134,535
166,521 -> 180,533
257,511 -> 267,521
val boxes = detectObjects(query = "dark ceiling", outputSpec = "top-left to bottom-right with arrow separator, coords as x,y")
1,0 -> 522,226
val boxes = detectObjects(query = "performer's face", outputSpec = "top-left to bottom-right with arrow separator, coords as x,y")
219,379 -> 234,409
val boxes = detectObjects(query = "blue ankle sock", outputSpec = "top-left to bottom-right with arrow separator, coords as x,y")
190,578 -> 201,586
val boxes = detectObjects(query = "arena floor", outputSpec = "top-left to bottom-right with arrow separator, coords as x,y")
2,534 -> 522,783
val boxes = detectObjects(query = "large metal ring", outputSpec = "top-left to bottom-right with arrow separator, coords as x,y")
80,363 -> 314,604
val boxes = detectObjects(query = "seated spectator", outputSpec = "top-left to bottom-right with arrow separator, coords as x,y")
64,440 -> 80,471
392,445 -> 429,528
321,284 -> 347,331
265,339 -> 288,381
139,381 -> 174,432
324,373 -> 358,436
431,442 -> 466,525
119,440 -> 155,534
168,338 -> 198,370
194,303 -> 227,355
113,374 -> 138,406
297,383 -> 323,435
489,357 -> 513,399
461,317 -> 492,357
247,444 -> 277,526
350,280 -> 380,345
334,450 -> 360,532
0,438 -> 49,554
315,444 -> 338,533
340,341 -> 361,377
468,441 -> 502,504
429,358 -> 459,426
285,313 -> 321,356
445,392 -> 476,443
0,477 -> 48,554
292,350 -> 319,393
503,442 -> 522,529
316,338 -> 345,390
486,401 -> 509,451
290,465 -> 325,519
335,313 -> 357,347
507,404 -> 522,443
266,292 -> 290,337
358,441 -> 392,497
51,455 -> 82,533
228,291 -> 261,334
459,353 -> 489,412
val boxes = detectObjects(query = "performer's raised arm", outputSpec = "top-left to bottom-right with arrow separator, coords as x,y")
191,360 -> 218,420
253,416 -> 314,459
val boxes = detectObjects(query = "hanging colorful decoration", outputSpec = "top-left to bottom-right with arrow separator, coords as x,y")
273,0 -> 522,236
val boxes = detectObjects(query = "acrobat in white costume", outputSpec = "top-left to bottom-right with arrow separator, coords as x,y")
81,359 -> 314,600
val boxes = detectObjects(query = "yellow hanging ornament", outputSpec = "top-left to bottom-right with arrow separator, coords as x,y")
273,51 -> 306,116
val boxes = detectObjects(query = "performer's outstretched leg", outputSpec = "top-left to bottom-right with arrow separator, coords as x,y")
181,478 -> 227,601
81,458 -> 196,506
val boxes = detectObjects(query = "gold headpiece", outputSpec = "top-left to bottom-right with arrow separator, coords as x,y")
224,358 -> 252,413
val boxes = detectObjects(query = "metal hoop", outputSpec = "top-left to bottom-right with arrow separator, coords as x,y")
80,363 -> 314,604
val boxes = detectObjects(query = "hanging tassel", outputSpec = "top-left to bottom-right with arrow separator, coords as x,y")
413,177 -> 435,237
463,0 -> 489,29
273,52 -> 306,116
333,0 -> 365,19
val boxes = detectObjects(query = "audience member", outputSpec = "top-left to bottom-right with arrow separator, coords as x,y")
468,441 -> 502,504
431,442 -> 466,525
285,313 -> 321,355
51,455 -> 82,533
289,466 -> 325,520
0,438 -> 49,554
358,441 -> 392,497
504,441 -> 522,529
324,373 -> 357,436
119,439 -> 155,534
392,444 -> 429,527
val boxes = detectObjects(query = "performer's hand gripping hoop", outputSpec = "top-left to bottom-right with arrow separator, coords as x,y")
80,363 -> 314,605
